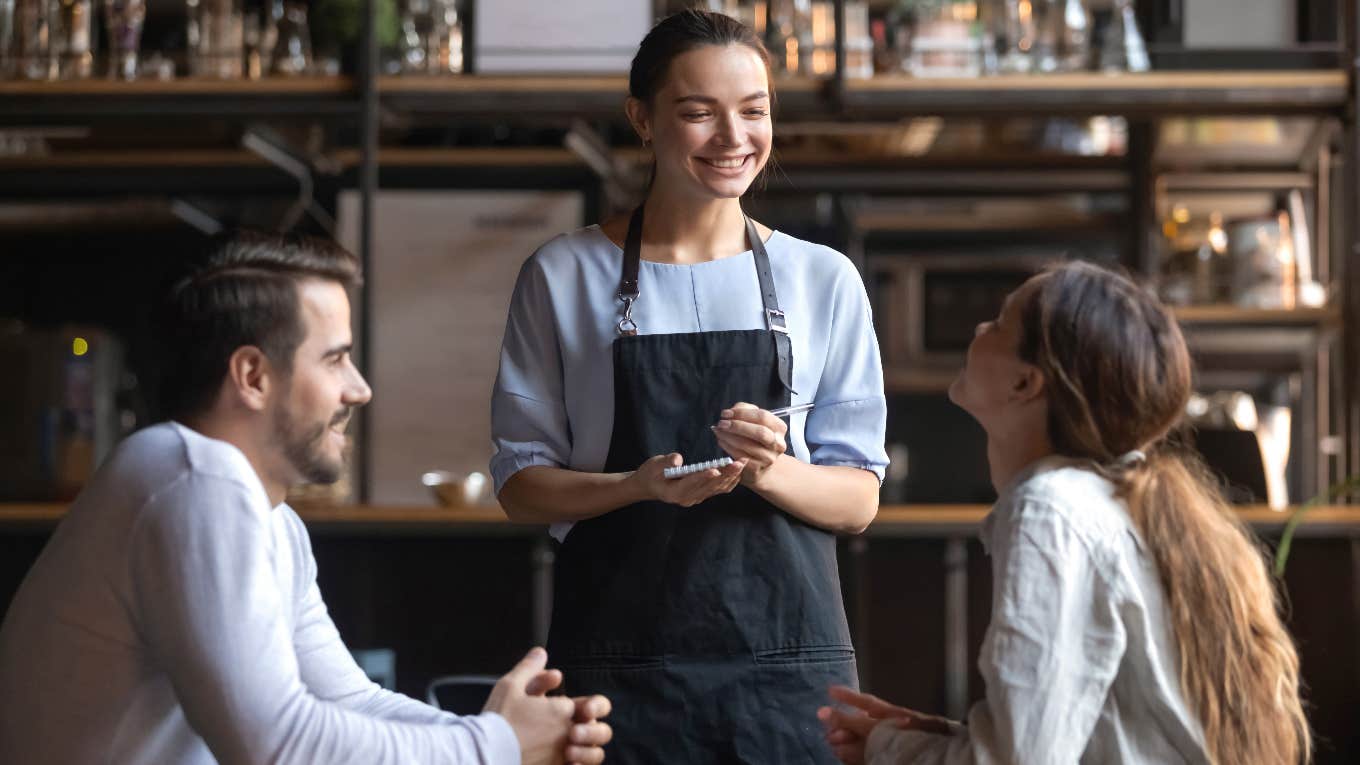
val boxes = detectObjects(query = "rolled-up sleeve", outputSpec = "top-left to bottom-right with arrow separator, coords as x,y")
866,499 -> 1127,764
806,259 -> 888,481
491,255 -> 572,496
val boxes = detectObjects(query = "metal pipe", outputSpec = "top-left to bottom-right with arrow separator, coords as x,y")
832,0 -> 847,110
357,0 -> 379,503
943,537 -> 969,720
1345,0 -> 1360,481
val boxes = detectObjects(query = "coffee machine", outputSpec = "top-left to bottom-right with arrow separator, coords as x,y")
0,321 -> 133,501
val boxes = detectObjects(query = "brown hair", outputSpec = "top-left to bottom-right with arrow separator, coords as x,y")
158,231 -> 361,421
629,9 -> 774,107
1018,261 -> 1310,764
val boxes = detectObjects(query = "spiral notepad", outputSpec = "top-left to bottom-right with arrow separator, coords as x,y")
663,457 -> 733,479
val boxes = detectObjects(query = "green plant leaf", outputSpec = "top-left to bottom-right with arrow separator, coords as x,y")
1272,473 -> 1360,577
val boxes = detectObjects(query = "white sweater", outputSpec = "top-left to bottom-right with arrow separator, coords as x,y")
0,422 -> 519,764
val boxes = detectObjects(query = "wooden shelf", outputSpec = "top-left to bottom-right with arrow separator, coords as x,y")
0,76 -> 357,123
4,502 -> 1356,537
0,70 -> 1343,125
842,71 -> 1348,117
331,147 -> 590,168
0,77 -> 353,95
376,74 -> 824,118
374,71 -> 1345,119
0,149 -> 273,168
883,366 -> 960,393
1172,305 -> 1340,326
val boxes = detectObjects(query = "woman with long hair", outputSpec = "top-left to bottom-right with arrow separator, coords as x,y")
819,261 -> 1310,764
491,9 -> 887,762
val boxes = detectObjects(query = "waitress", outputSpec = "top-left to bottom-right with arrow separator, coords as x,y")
490,9 -> 888,762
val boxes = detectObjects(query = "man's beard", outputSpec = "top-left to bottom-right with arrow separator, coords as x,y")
276,404 -> 350,485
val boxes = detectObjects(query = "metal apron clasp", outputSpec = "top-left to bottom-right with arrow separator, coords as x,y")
617,294 -> 638,336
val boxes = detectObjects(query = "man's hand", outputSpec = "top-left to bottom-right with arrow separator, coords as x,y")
711,402 -> 789,490
483,648 -> 576,765
564,695 -> 612,765
628,453 -> 746,507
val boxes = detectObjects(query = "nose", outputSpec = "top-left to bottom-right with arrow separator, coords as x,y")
343,358 -> 373,407
714,111 -> 743,147
974,322 -> 987,338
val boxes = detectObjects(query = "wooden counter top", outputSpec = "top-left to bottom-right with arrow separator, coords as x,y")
3,503 -> 1356,538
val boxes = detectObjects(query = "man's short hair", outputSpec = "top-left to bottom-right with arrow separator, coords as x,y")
157,232 -> 362,421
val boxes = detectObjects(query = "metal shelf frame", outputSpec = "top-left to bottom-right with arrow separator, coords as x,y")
0,0 -> 1353,503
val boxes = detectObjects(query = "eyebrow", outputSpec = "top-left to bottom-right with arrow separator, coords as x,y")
321,343 -> 352,359
673,91 -> 769,105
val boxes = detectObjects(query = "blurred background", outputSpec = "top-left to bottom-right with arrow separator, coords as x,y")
0,0 -> 1357,759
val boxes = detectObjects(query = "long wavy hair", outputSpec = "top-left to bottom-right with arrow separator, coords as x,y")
1017,261 -> 1310,764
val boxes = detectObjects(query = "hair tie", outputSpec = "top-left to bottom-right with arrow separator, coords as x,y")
1115,449 -> 1147,468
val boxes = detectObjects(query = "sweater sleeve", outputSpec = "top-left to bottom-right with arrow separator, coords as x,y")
128,474 -> 521,765
283,507 -> 503,730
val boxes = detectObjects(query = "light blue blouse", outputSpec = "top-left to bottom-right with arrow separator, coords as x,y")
490,225 -> 889,539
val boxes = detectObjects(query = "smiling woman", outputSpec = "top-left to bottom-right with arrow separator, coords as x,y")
623,15 -> 773,206
489,9 -> 889,764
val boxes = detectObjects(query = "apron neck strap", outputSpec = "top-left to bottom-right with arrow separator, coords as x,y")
619,205 -> 644,302
744,214 -> 786,336
617,205 -> 789,342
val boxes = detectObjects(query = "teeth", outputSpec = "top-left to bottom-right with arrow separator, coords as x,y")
706,157 -> 745,169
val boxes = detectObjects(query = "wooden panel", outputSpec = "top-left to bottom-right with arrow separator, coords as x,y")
0,76 -> 353,95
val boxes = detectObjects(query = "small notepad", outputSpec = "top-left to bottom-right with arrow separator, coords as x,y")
663,457 -> 734,479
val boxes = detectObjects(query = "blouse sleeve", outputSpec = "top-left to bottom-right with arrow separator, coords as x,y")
490,254 -> 572,496
805,257 -> 889,482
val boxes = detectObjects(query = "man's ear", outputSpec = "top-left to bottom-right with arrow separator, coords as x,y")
1010,363 -> 1046,405
625,97 -> 652,146
226,345 -> 273,413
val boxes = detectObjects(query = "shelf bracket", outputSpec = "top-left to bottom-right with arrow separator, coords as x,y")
241,124 -> 337,235
564,119 -> 647,213
169,198 -> 225,235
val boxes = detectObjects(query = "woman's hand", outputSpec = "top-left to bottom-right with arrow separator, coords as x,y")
817,703 -> 878,764
817,685 -> 958,764
627,453 -> 747,507
710,402 -> 789,490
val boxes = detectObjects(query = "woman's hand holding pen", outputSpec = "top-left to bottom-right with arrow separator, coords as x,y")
629,453 -> 747,507
711,402 -> 789,490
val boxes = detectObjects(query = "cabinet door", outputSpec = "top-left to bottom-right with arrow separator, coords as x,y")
339,190 -> 584,504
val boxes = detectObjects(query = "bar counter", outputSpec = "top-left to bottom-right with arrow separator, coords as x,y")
3,502 -> 1357,536
1,501 -> 1355,756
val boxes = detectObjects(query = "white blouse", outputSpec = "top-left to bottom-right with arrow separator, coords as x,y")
867,457 -> 1209,764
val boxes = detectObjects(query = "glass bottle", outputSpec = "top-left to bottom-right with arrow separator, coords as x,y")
269,0 -> 310,75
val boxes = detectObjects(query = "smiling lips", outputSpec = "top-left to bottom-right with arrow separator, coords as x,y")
328,411 -> 351,439
699,154 -> 752,170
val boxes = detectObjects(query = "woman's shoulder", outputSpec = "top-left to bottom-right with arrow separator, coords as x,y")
532,224 -> 615,258
766,229 -> 860,283
1000,459 -> 1133,546
526,225 -> 618,270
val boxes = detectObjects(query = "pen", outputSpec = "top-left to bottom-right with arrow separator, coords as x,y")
765,402 -> 814,418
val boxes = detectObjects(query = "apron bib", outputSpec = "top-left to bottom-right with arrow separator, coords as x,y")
547,207 -> 856,763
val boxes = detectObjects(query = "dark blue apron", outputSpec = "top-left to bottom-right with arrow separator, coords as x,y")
547,207 -> 856,763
